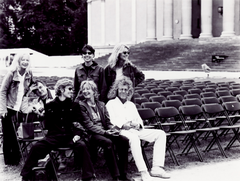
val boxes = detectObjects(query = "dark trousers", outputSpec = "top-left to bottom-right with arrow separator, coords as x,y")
21,135 -> 95,180
1,109 -> 21,165
89,134 -> 129,178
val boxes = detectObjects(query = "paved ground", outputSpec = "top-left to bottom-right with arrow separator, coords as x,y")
1,68 -> 240,181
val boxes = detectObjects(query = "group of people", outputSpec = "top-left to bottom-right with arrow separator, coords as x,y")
0,44 -> 170,181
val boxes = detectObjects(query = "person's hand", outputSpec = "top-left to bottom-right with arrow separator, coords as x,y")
105,129 -> 120,136
0,112 -> 7,118
26,83 -> 38,96
73,135 -> 81,143
130,122 -> 140,130
122,122 -> 132,130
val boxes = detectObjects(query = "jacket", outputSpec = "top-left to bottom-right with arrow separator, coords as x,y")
44,97 -> 85,137
105,62 -> 145,94
74,61 -> 107,102
79,99 -> 113,135
0,70 -> 33,114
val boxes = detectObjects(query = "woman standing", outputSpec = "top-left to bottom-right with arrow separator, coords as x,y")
105,44 -> 145,101
73,44 -> 107,103
79,80 -> 130,181
0,53 -> 33,165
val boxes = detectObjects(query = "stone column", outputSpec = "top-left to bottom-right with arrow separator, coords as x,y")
199,0 -> 213,38
87,0 -> 92,44
163,0 -> 173,40
221,0 -> 235,37
180,0 -> 192,39
132,0 -> 137,43
146,0 -> 157,41
101,0 -> 105,45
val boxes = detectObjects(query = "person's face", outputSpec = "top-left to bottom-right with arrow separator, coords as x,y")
62,86 -> 73,99
118,47 -> 130,64
82,49 -> 94,63
35,82 -> 48,98
118,84 -> 129,101
19,55 -> 30,69
82,83 -> 94,100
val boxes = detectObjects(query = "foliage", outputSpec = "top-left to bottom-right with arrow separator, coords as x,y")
0,0 -> 87,55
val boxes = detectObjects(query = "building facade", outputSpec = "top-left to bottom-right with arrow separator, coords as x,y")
87,0 -> 240,55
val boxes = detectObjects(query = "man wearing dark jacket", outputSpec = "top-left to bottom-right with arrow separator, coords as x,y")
21,78 -> 95,181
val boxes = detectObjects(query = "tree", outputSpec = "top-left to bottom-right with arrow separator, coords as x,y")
0,0 -> 87,55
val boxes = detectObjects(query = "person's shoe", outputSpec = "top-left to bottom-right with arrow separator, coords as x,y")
150,167 -> 170,179
119,174 -> 133,181
141,171 -> 153,181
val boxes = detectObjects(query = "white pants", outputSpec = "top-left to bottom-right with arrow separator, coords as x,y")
120,128 -> 166,172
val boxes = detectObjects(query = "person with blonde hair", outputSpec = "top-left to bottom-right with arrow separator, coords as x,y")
79,79 -> 130,181
0,53 -> 33,165
105,44 -> 145,101
21,78 -> 96,181
106,76 -> 170,181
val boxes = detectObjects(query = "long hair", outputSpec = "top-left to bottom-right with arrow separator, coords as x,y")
107,76 -> 134,101
107,44 -> 130,68
55,78 -> 73,96
79,79 -> 99,100
9,53 -> 31,72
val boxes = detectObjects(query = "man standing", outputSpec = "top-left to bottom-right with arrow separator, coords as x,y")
21,78 -> 95,181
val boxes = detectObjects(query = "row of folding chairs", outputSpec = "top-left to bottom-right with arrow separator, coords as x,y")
137,101 -> 240,165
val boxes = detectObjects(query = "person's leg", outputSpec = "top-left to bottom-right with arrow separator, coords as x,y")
120,130 -> 147,172
110,135 -> 129,179
90,134 -> 120,179
70,140 -> 95,180
20,139 -> 53,178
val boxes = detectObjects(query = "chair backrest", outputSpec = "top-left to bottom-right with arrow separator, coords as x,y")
137,108 -> 157,125
133,92 -> 141,98
219,95 -> 238,103
207,84 -> 218,89
230,89 -> 240,96
184,93 -> 201,99
222,101 -> 240,113
188,88 -> 202,95
135,97 -> 149,105
162,100 -> 182,109
216,87 -> 229,91
182,98 -> 202,106
135,103 -> 141,108
142,92 -> 157,99
194,85 -> 206,90
203,88 -> 216,93
135,88 -> 150,95
144,86 -> 156,91
173,90 -> 188,97
167,94 -> 184,101
141,102 -> 162,111
230,85 -> 240,90
201,103 -> 225,115
180,85 -> 193,91
150,87 -> 164,94
165,87 -> 179,92
149,95 -> 166,104
179,105 -> 203,117
215,90 -> 231,97
200,92 -> 217,98
155,106 -> 180,119
158,91 -> 173,98
158,85 -> 169,89
201,97 -> 220,104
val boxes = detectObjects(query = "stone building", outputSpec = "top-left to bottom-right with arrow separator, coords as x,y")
87,0 -> 240,55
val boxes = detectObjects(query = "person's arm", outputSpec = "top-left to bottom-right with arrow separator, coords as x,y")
80,104 -> 106,135
133,65 -> 145,86
73,69 -> 80,100
98,67 -> 108,103
0,72 -> 12,116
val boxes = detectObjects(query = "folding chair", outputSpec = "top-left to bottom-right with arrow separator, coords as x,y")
150,87 -> 164,94
203,88 -> 216,93
149,95 -> 166,104
230,89 -> 240,96
165,87 -> 179,92
158,85 -> 169,89
141,102 -> 162,112
216,87 -> 229,91
135,88 -> 150,95
207,84 -> 218,89
170,82 -> 182,88
200,92 -> 217,98
195,85 -> 206,91
155,107 -> 202,163
180,86 -> 193,92
144,86 -> 156,91
230,85 -> 240,90
188,88 -> 202,95
135,97 -> 149,105
133,92 -> 141,99
201,97 -> 220,104
179,105 -> 227,158
167,94 -> 184,102
184,94 -> 201,100
173,90 -> 188,97
142,92 -> 157,100
158,91 -> 173,98
216,90 -> 231,97
162,100 -> 182,109
219,95 -> 238,104
182,98 -> 202,106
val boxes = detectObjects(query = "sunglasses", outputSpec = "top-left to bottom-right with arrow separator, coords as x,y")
68,87 -> 73,91
122,51 -> 130,55
82,52 -> 92,55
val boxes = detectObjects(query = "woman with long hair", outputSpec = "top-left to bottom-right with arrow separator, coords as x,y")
105,44 -> 145,101
0,53 -> 34,165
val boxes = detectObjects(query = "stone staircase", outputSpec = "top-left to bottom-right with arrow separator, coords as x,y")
95,37 -> 240,71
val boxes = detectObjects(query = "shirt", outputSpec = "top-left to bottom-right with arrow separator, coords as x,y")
12,71 -> 25,111
106,97 -> 144,129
